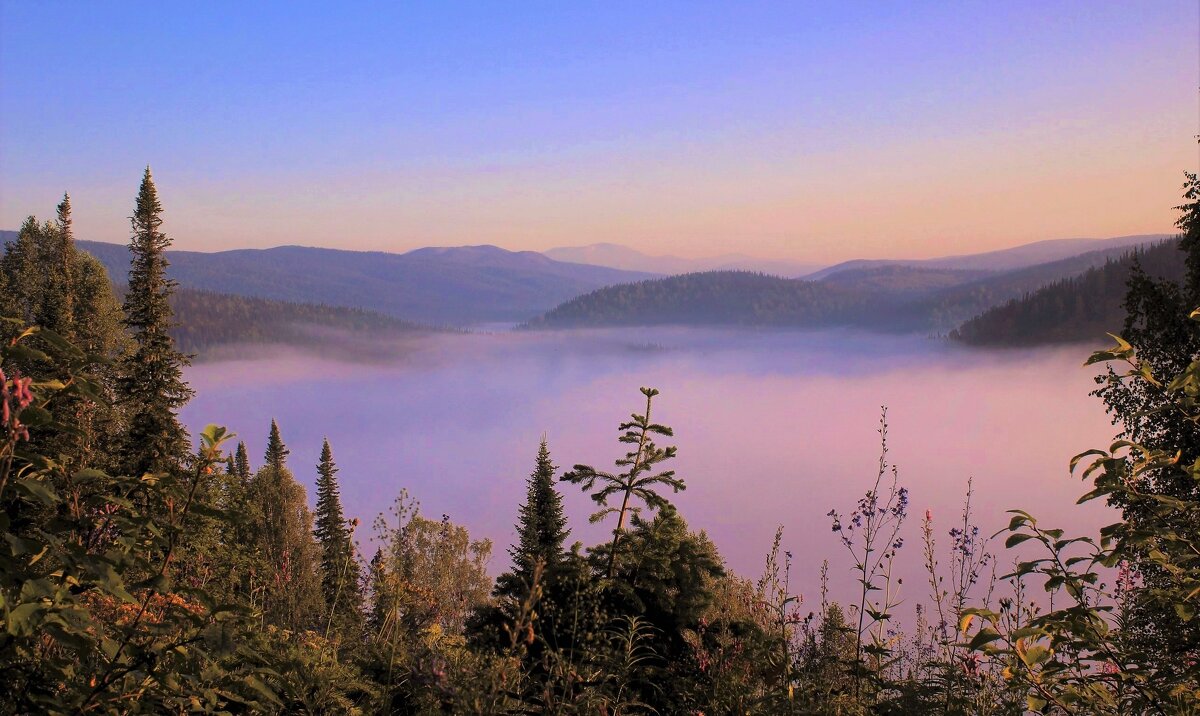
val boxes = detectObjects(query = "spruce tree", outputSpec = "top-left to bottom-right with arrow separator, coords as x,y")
495,438 -> 569,602
264,419 -> 289,470
313,438 -> 364,635
39,193 -> 75,337
234,441 -> 251,479
117,167 -> 193,476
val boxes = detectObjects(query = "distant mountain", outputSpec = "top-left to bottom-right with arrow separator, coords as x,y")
809,234 -> 1168,279
8,229 -> 1172,337
524,271 -> 869,329
544,243 -> 822,278
74,240 -> 656,325
950,239 -> 1184,346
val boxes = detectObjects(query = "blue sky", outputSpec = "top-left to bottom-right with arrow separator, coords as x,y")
1,1 -> 1195,260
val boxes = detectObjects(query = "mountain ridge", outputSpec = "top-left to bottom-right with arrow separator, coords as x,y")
808,234 -> 1169,279
524,240 -> 1179,332
68,239 -> 657,325
544,242 -> 823,277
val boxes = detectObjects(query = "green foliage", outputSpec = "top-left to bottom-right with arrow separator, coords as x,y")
116,167 -> 193,477
0,325 -> 277,712
0,218 -> 41,325
827,409 -> 910,703
4,170 -> 1199,714
165,286 -> 435,358
233,439 -> 251,479
495,438 -> 569,604
247,421 -> 325,632
527,270 -> 869,328
1087,172 -> 1200,687
601,505 -> 728,711
39,194 -> 76,339
313,438 -> 365,639
526,245 -> 1154,334
957,331 -> 1200,712
371,491 -> 493,640
952,238 -> 1185,346
264,418 -> 289,470
0,208 -> 127,477
366,491 -> 496,709
563,386 -> 685,579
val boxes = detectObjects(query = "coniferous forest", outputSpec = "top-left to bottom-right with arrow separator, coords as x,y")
1,164 -> 1200,714
951,239 -> 1186,346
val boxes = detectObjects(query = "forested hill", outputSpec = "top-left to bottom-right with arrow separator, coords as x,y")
950,238 -> 1185,346
817,265 -> 992,297
71,238 -> 654,325
525,242 -> 1168,332
165,288 -> 439,358
888,241 -> 1169,332
524,271 -> 870,328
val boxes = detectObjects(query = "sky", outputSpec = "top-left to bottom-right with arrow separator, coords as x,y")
1,1 -> 1196,262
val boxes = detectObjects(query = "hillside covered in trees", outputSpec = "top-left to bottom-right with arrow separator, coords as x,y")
951,239 -> 1184,346
166,288 -> 438,357
525,270 -> 871,329
525,241 -> 1164,334
1,225 -> 438,358
2,171 -> 1198,714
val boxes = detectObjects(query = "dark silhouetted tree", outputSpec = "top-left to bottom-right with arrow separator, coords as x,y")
495,438 -> 569,602
313,438 -> 364,636
264,419 -> 289,470
117,167 -> 193,475
366,547 -> 390,635
234,440 -> 251,479
1094,172 -> 1200,681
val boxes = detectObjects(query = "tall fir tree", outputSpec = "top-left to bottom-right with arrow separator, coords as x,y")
39,193 -> 76,337
495,438 -> 569,602
117,168 -> 193,476
264,419 -> 289,470
312,438 -> 364,635
234,441 -> 251,479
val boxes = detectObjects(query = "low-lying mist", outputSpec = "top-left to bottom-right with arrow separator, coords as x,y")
182,327 -> 1115,610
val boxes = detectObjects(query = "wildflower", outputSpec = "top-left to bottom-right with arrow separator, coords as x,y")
962,651 -> 981,677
